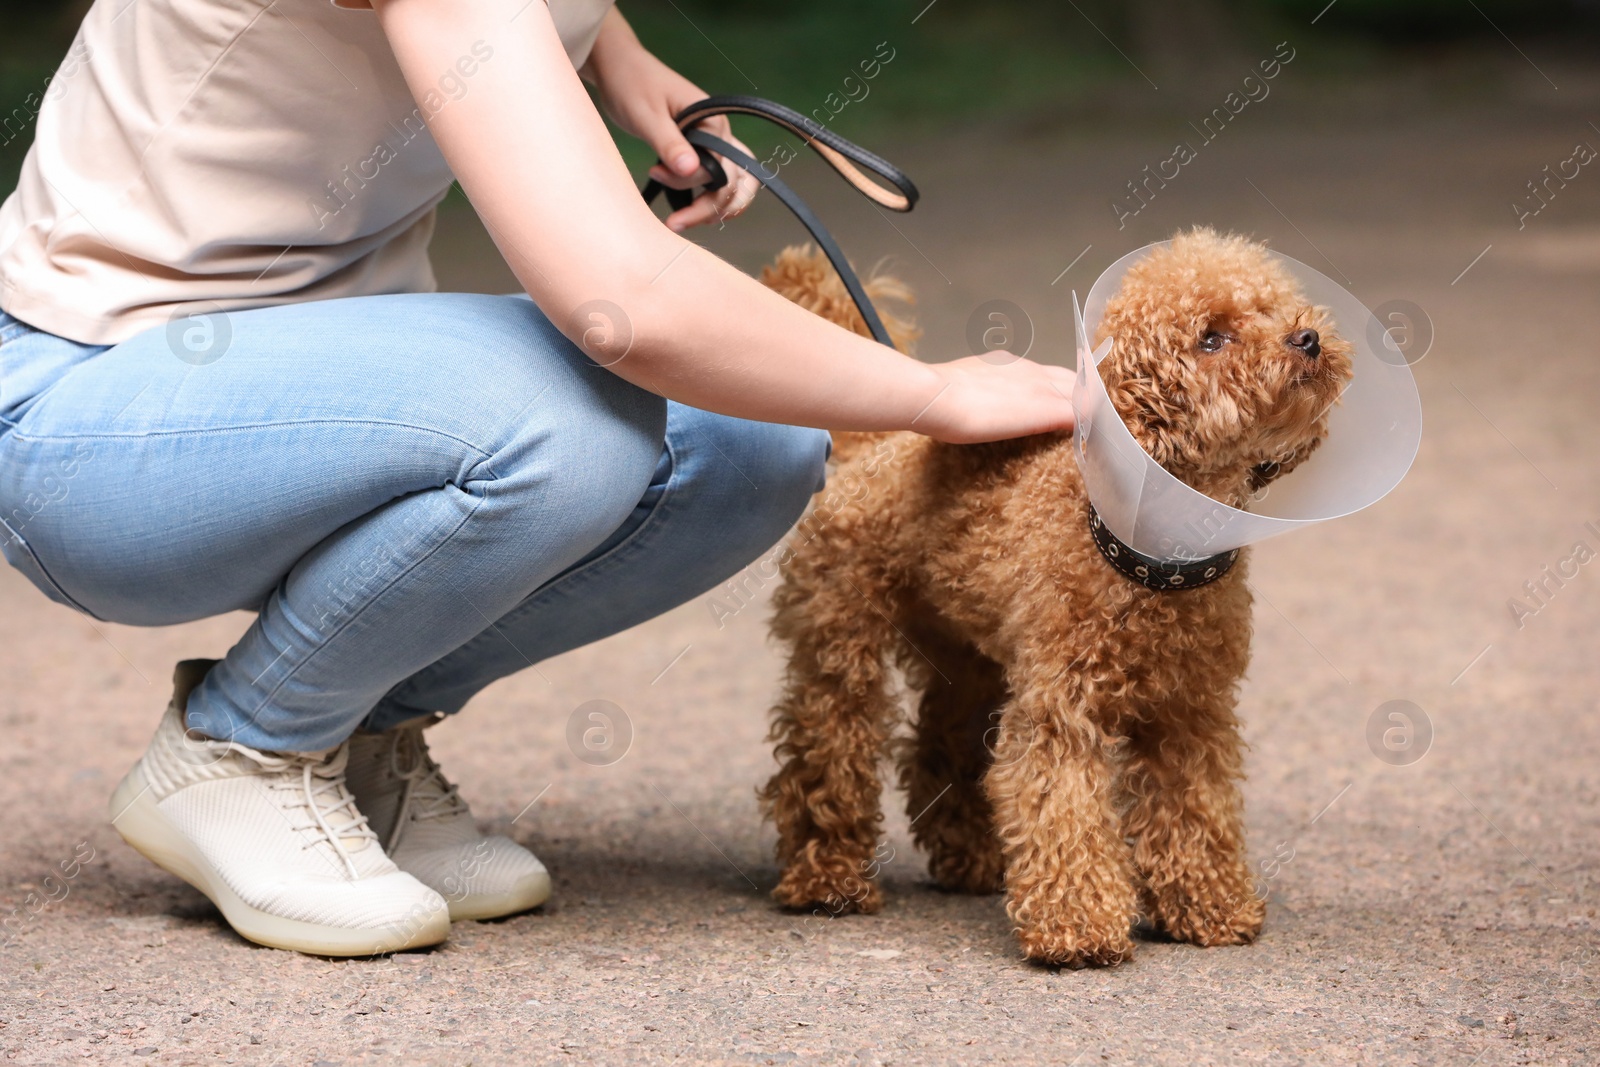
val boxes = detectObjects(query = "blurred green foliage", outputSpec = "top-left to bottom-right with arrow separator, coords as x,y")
611,0 -> 1123,171
603,0 -> 1597,172
1257,0 -> 1591,37
1,0 -> 1594,195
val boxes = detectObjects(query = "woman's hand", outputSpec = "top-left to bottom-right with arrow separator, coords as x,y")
581,10 -> 760,233
914,357 -> 1077,444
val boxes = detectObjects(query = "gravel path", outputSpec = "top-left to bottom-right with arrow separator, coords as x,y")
3,67 -> 1600,1066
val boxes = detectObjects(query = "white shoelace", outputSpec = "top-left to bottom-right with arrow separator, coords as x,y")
383,723 -> 470,853
196,733 -> 379,881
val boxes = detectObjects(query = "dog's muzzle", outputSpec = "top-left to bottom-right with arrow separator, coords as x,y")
1088,507 -> 1239,592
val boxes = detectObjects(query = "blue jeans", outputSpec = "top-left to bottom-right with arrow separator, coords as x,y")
0,295 -> 828,752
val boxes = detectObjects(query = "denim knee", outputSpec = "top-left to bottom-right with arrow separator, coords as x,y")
450,303 -> 669,568
692,418 -> 829,554
756,424 -> 831,526
472,390 -> 667,560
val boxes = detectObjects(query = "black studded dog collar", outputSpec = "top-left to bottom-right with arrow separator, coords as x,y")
1088,507 -> 1239,592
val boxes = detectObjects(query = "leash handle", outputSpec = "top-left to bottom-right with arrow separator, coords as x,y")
640,95 -> 920,349
668,95 -> 918,212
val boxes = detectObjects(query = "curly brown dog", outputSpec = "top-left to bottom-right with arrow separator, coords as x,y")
756,228 -> 1353,967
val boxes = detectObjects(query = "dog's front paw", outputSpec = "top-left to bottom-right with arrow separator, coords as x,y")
1015,916 -> 1136,969
1009,888 -> 1138,967
773,857 -> 883,916
1002,847 -> 1141,967
1145,885 -> 1265,947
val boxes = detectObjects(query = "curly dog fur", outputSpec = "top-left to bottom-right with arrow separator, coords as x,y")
756,229 -> 1353,967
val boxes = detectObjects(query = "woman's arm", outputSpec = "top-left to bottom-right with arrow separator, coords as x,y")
371,0 -> 1075,443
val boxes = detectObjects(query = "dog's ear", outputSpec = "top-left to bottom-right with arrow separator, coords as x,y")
760,244 -> 921,354
1098,334 -> 1200,470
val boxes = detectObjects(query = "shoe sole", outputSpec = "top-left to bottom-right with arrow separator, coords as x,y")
109,766 -> 451,956
446,869 -> 553,923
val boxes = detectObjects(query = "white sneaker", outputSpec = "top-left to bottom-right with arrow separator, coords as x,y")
109,660 -> 451,956
346,716 -> 551,922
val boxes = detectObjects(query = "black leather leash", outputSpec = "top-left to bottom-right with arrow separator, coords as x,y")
640,95 -> 919,349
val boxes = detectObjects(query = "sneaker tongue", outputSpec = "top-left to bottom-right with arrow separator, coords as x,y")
304,748 -> 375,854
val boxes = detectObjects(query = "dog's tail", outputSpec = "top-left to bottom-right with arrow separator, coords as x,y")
760,244 -> 919,467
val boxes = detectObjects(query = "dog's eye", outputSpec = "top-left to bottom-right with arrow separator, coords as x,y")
1197,331 -> 1230,353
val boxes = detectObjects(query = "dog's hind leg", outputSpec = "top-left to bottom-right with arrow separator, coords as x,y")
984,675 -> 1139,967
895,629 -> 1006,895
760,561 -> 901,916
1122,698 -> 1265,947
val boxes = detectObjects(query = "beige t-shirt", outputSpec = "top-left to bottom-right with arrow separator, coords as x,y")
0,0 -> 614,345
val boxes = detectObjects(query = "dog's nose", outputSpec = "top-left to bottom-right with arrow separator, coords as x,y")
1286,328 -> 1320,359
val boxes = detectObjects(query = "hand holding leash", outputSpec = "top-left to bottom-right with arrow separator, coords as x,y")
642,121 -> 762,232
642,95 -> 919,349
